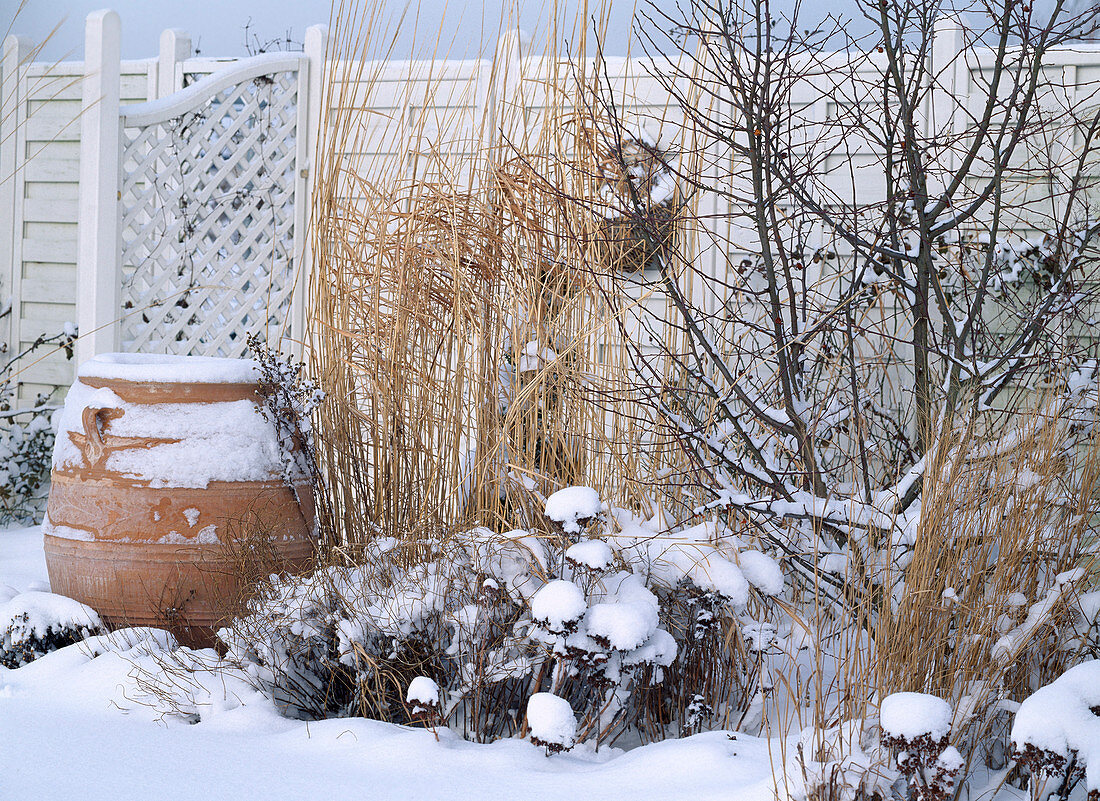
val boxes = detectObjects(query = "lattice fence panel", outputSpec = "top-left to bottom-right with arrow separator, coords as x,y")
119,68 -> 301,357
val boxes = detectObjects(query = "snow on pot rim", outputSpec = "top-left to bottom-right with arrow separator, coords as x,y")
78,352 -> 262,385
51,353 -> 297,489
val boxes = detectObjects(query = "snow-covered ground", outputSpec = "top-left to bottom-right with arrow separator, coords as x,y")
0,525 -> 778,801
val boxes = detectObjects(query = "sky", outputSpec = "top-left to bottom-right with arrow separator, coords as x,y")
12,0 -> 1087,65
9,0 -> 866,62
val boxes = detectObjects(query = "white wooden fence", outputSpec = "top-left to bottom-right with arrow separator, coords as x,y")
0,12 -> 326,400
3,11 -> 1100,401
76,12 -> 325,364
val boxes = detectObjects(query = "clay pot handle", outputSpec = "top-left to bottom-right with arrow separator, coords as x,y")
80,405 -> 123,465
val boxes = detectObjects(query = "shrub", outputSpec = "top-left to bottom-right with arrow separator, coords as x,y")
0,320 -> 77,523
0,590 -> 102,668
1011,661 -> 1100,801
218,486 -> 786,747
527,692 -> 577,753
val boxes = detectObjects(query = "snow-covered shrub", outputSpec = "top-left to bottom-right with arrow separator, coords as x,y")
797,720 -> 898,801
544,486 -> 602,536
0,591 -> 102,667
217,565 -> 402,720
0,318 -> 78,522
880,693 -> 962,801
406,675 -> 441,724
527,692 -> 577,753
1011,661 -> 1100,801
0,414 -> 54,519
218,486 -> 786,747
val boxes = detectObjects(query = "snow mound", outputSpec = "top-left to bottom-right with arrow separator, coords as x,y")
565,539 -> 614,571
545,486 -> 602,533
81,627 -> 179,657
1012,660 -> 1100,793
527,692 -> 577,752
0,591 -> 101,637
530,580 -> 587,634
880,692 -> 952,742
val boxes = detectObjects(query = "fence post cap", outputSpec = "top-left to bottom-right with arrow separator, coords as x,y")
85,8 -> 121,26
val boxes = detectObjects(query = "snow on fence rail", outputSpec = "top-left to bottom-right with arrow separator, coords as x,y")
2,13 -> 1100,399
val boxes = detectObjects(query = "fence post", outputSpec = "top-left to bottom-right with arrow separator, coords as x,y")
303,25 -> 327,177
157,28 -> 191,98
76,9 -> 122,364
1,35 -> 31,359
291,23 -> 328,357
929,14 -> 964,169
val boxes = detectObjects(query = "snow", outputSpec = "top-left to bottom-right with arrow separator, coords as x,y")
78,352 -> 261,384
530,580 -> 587,633
0,526 -> 811,799
0,590 -> 100,641
735,550 -> 784,596
406,676 -> 440,713
585,601 -> 655,651
648,171 -> 677,207
1,642 -> 778,800
583,574 -> 660,651
604,515 -> 767,607
1012,660 -> 1100,792
40,517 -> 95,541
938,745 -> 964,774
526,693 -> 577,749
566,539 -> 614,571
880,692 -> 953,741
818,553 -> 848,574
0,527 -> 48,594
656,543 -> 750,606
157,525 -> 219,545
1080,591 -> 1100,623
993,579 -> 1081,664
622,627 -> 677,668
52,379 -> 291,488
544,486 -> 602,533
517,341 -> 558,373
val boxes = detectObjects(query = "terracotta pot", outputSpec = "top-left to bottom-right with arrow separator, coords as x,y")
43,354 -> 315,647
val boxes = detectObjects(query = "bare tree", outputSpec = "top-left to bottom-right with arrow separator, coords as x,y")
575,0 -> 1100,599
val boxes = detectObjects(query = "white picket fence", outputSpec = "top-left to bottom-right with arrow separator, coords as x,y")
3,11 -> 1100,401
